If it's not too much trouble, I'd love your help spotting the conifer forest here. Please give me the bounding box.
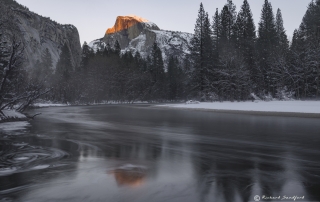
[1,0,320,107]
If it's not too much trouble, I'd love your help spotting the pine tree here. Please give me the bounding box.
[134,51,143,71]
[220,5,231,50]
[227,0,237,44]
[114,40,121,55]
[234,0,256,89]
[291,29,302,53]
[56,43,73,80]
[234,0,256,50]
[257,0,277,49]
[256,0,278,94]
[102,47,109,56]
[276,9,289,52]
[212,8,221,63]
[291,0,320,98]
[190,3,214,99]
[167,56,178,100]
[54,43,73,102]
[203,12,214,70]
[80,41,93,71]
[149,42,165,99]
[219,0,237,50]
[269,8,290,94]
[150,42,164,82]
[289,28,310,99]
[227,0,237,23]
[106,43,112,53]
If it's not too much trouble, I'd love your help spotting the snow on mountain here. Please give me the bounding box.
[127,15,148,22]
[88,15,193,66]
[88,38,105,53]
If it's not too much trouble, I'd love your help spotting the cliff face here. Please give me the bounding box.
[103,15,160,49]
[90,15,192,66]
[106,16,150,35]
[1,1,81,70]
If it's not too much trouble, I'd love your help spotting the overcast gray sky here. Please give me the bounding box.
[15,0,311,45]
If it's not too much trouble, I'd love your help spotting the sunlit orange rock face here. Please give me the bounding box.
[103,15,159,49]
[106,15,148,35]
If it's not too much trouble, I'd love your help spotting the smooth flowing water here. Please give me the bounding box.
[0,105,320,202]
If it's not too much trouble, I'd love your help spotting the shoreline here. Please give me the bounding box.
[0,117,28,124]
[153,105,320,119]
[0,110,28,124]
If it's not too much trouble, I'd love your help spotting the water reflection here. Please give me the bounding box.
[108,164,147,187]
[0,105,319,202]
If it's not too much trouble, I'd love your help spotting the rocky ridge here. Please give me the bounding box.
[1,0,82,70]
[89,15,193,65]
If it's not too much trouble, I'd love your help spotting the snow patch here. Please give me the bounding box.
[143,21,158,29]
[186,100,200,104]
[1,110,26,119]
[127,15,149,23]
[0,110,27,124]
[158,101,320,114]
[88,39,106,53]
[32,103,67,107]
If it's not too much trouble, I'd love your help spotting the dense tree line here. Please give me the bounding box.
[43,41,186,103]
[2,0,320,107]
[189,0,320,101]
[46,0,318,103]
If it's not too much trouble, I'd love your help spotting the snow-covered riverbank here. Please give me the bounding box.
[32,103,68,108]
[0,110,29,133]
[156,101,320,118]
[0,110,27,122]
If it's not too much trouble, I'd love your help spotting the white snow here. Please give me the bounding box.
[0,110,26,121]
[32,103,67,107]
[89,29,193,66]
[127,15,149,22]
[186,100,200,104]
[0,110,29,133]
[88,39,106,53]
[143,21,158,29]
[88,39,100,48]
[127,34,147,54]
[169,37,182,46]
[157,101,320,114]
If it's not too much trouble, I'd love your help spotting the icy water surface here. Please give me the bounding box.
[0,105,320,202]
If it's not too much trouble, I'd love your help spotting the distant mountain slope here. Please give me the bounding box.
[0,0,81,69]
[89,15,193,65]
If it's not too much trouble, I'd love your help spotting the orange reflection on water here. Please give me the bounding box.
[108,165,147,187]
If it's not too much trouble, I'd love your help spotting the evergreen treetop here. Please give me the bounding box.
[56,43,73,80]
[276,8,289,50]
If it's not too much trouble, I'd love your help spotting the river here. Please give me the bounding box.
[0,105,320,202]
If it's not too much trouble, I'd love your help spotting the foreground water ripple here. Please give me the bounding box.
[0,141,69,176]
[1,105,320,202]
